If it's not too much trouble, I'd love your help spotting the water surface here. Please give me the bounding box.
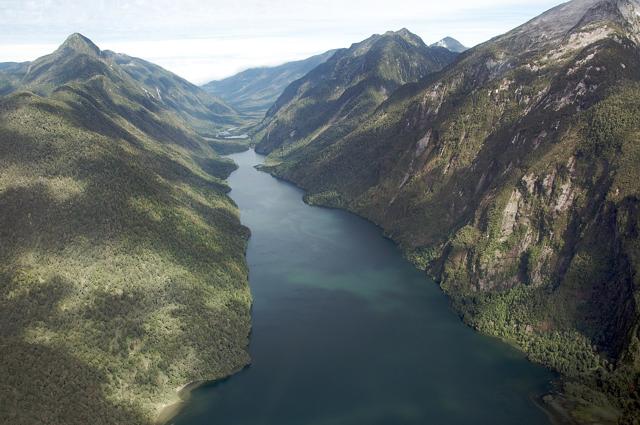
[172,149,553,425]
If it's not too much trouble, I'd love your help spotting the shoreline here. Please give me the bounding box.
[156,150,254,425]
[258,156,573,425]
[155,363,252,425]
[155,151,255,425]
[155,381,207,425]
[159,148,567,424]
[533,392,578,425]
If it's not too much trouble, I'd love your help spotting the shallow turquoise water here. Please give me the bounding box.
[171,149,553,425]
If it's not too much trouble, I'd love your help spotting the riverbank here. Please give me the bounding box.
[155,384,198,425]
[257,156,569,425]
[168,148,554,425]
[155,363,254,425]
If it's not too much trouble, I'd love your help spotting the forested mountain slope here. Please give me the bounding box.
[254,29,458,156]
[0,33,241,136]
[259,1,640,422]
[0,33,251,424]
[202,50,336,116]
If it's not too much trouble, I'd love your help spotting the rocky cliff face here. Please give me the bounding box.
[430,37,468,53]
[260,1,640,422]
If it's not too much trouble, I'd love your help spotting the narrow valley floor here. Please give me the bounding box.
[170,149,555,425]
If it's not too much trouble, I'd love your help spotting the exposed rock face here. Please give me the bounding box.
[430,37,468,53]
[259,1,640,422]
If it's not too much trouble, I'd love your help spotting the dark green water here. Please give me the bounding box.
[172,149,554,425]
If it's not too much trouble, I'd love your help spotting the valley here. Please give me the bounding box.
[168,149,554,425]
[1,1,639,424]
[254,1,640,423]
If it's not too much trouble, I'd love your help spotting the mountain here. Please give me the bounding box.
[0,33,251,424]
[254,28,459,156]
[202,50,337,116]
[430,36,468,52]
[258,1,640,422]
[104,51,242,135]
[1,33,242,136]
[0,62,29,95]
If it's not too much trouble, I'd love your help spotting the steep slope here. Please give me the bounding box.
[0,33,241,136]
[254,29,458,156]
[202,50,336,116]
[431,36,468,53]
[106,51,242,135]
[0,62,29,95]
[0,34,251,424]
[261,1,640,423]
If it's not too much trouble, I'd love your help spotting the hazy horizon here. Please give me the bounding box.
[1,0,565,85]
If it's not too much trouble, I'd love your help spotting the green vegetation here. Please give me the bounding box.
[303,191,347,209]
[256,2,640,423]
[0,34,251,424]
[202,50,337,118]
[105,51,252,136]
[2,33,250,138]
[254,29,458,157]
[205,137,253,155]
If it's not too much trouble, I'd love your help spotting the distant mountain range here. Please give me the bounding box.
[202,50,336,116]
[255,1,640,423]
[254,28,458,155]
[0,33,251,424]
[203,36,467,117]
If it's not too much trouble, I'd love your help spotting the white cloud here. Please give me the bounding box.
[0,0,565,84]
[0,43,58,63]
[102,36,352,83]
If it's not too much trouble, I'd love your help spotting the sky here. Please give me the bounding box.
[0,0,566,85]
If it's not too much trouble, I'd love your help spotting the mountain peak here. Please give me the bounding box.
[395,28,413,37]
[377,28,425,47]
[430,37,468,53]
[578,0,640,33]
[57,33,101,56]
[499,0,640,51]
